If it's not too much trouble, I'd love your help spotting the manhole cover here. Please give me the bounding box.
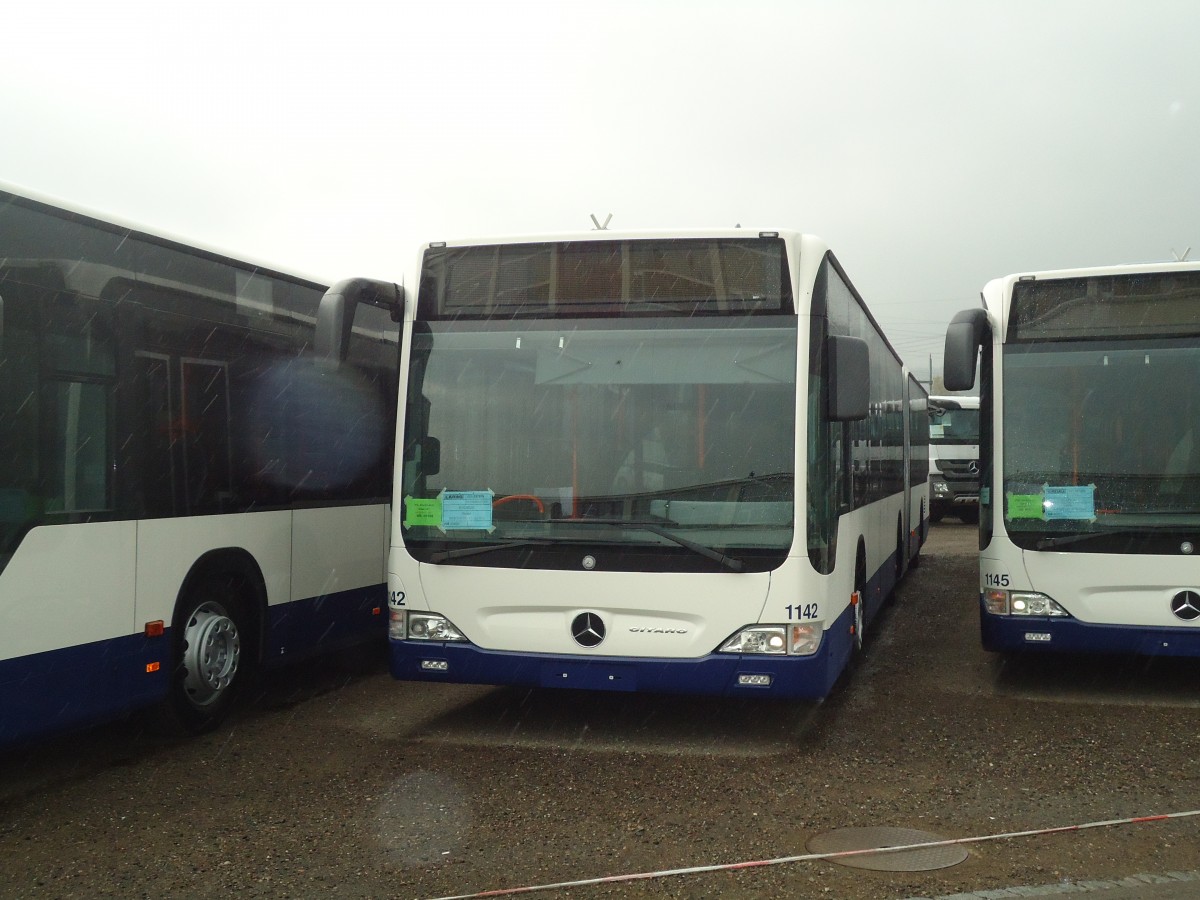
[806,826,968,872]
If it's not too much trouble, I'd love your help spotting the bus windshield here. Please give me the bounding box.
[400,318,797,571]
[1002,339,1200,538]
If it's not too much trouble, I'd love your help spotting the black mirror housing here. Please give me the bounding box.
[828,335,869,421]
[944,308,989,392]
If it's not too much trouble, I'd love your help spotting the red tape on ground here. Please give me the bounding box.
[427,809,1200,900]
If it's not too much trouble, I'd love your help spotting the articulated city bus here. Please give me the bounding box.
[0,185,399,744]
[944,262,1200,656]
[321,230,928,699]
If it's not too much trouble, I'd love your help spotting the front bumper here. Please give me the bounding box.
[389,620,850,700]
[981,600,1200,657]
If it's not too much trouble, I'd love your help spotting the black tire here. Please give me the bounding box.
[162,575,252,734]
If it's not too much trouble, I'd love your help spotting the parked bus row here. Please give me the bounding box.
[6,182,1196,748]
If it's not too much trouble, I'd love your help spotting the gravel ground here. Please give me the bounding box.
[2,523,1200,900]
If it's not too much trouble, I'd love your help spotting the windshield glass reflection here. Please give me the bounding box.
[1003,341,1200,537]
[401,319,796,570]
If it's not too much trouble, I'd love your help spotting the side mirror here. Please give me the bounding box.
[828,335,869,421]
[943,308,989,391]
[421,437,441,477]
[315,278,404,366]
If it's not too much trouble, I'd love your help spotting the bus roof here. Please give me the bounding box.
[0,179,328,288]
[985,260,1200,295]
[425,228,820,248]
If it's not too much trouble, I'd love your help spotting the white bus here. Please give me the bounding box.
[0,185,399,745]
[321,230,928,699]
[928,394,981,523]
[944,262,1200,657]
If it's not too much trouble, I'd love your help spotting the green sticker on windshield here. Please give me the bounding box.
[404,497,442,527]
[1006,493,1044,520]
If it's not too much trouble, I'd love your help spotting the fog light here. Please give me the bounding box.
[421,659,450,671]
[737,674,772,687]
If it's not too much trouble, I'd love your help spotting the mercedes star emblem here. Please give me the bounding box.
[1170,590,1200,621]
[571,612,606,647]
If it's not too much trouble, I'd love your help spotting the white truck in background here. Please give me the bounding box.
[928,394,980,523]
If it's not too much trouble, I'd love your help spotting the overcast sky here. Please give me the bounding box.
[3,0,1197,378]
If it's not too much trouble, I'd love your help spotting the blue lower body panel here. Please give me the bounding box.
[1,584,385,748]
[981,601,1200,657]
[0,632,170,747]
[263,583,387,663]
[390,603,857,701]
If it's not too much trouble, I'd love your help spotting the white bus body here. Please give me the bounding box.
[928,394,981,522]
[323,230,928,699]
[944,262,1200,656]
[0,185,399,744]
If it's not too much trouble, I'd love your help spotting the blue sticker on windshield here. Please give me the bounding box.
[1042,484,1096,521]
[441,490,494,530]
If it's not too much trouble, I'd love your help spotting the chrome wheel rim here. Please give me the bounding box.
[181,601,241,707]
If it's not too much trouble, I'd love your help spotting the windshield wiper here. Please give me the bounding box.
[685,471,792,490]
[427,539,554,563]
[548,518,744,572]
[1035,530,1158,550]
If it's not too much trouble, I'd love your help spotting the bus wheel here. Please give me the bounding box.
[164,578,250,734]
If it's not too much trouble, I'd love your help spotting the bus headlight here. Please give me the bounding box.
[717,624,821,657]
[719,626,787,655]
[405,612,468,641]
[984,590,1069,617]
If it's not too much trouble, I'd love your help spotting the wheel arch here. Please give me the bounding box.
[173,547,269,667]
